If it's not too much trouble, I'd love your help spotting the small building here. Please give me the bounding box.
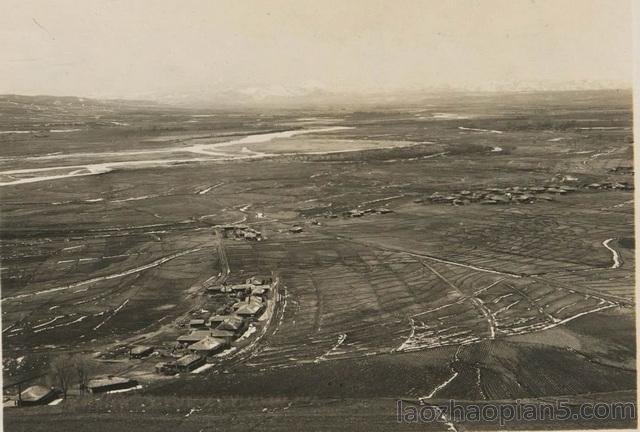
[515,194,535,203]
[236,302,264,317]
[177,330,212,346]
[545,187,566,194]
[189,319,207,329]
[216,315,246,334]
[229,284,254,293]
[613,182,631,190]
[189,336,226,356]
[234,297,264,317]
[129,345,154,359]
[18,386,60,407]
[233,295,262,309]
[155,362,177,375]
[175,354,205,372]
[207,315,229,328]
[209,329,236,344]
[246,276,273,285]
[87,376,138,394]
[243,231,260,241]
[485,194,510,204]
[251,286,269,297]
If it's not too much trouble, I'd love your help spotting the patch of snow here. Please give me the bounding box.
[106,385,142,394]
[191,364,214,374]
[50,129,82,133]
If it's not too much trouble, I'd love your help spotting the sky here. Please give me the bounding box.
[0,0,634,101]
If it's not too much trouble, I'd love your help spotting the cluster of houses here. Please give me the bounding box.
[10,277,276,407]
[344,207,393,218]
[416,182,618,206]
[154,275,273,375]
[586,181,633,191]
[289,207,393,231]
[219,225,263,241]
[13,375,141,407]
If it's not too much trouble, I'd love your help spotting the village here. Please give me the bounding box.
[414,180,633,206]
[5,270,277,408]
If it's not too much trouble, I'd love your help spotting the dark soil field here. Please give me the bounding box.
[1,89,635,430]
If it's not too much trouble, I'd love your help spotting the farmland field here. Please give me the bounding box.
[1,90,635,430]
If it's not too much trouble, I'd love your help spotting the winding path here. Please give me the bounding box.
[602,238,622,269]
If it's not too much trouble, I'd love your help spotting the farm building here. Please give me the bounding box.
[233,295,262,309]
[207,315,231,328]
[216,315,246,334]
[546,187,566,194]
[129,345,154,359]
[189,336,226,356]
[209,329,235,344]
[177,330,212,345]
[189,319,207,329]
[229,283,254,293]
[515,194,535,203]
[87,376,138,394]
[175,354,205,372]
[234,297,264,317]
[236,303,264,317]
[486,194,511,204]
[242,231,259,241]
[251,286,269,297]
[246,276,272,285]
[18,385,61,407]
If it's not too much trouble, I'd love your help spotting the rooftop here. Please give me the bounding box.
[20,385,55,402]
[178,330,211,342]
[175,354,203,367]
[189,336,225,352]
[88,376,134,389]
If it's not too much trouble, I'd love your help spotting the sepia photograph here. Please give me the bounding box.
[0,0,637,430]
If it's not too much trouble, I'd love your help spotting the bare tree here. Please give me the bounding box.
[71,354,92,395]
[48,353,94,398]
[48,354,74,398]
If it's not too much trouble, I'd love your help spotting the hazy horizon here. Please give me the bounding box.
[1,0,633,104]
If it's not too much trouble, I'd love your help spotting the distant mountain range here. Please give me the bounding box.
[0,84,631,112]
[129,80,633,109]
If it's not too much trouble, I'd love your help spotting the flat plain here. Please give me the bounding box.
[1,90,635,430]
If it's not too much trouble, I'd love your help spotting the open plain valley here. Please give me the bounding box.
[1,90,635,430]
